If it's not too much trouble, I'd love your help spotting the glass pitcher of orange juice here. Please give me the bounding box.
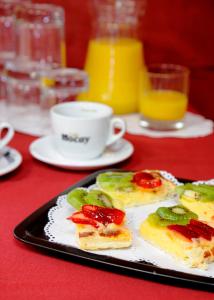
[78,0,146,114]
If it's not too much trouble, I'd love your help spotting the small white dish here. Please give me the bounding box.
[29,136,134,170]
[0,147,22,176]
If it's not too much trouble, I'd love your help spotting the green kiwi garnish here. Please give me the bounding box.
[97,172,135,192]
[146,205,198,227]
[156,205,198,225]
[85,190,113,207]
[67,188,87,210]
[67,188,113,210]
[176,183,214,202]
[147,213,176,227]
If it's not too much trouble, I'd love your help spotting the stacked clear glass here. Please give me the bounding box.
[4,3,67,130]
[15,3,65,68]
[0,0,31,63]
[0,0,31,120]
[40,68,88,118]
[5,60,43,127]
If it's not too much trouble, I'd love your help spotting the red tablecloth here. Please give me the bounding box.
[1,132,214,299]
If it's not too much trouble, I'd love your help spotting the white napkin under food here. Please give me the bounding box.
[121,112,214,138]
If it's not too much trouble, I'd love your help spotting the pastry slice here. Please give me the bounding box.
[140,205,214,269]
[96,170,176,209]
[67,205,132,250]
[176,183,214,225]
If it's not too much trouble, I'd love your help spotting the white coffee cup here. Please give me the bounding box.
[50,101,126,160]
[0,122,14,150]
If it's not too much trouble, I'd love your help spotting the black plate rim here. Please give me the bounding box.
[13,169,214,291]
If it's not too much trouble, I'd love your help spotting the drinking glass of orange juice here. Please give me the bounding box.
[139,64,190,130]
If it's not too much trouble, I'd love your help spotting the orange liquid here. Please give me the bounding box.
[139,90,188,121]
[78,38,145,114]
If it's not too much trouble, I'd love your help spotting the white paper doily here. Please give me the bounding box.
[0,104,53,137]
[44,172,214,278]
[121,112,213,138]
[1,104,213,138]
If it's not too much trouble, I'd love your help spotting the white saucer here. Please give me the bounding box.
[0,147,22,176]
[29,136,134,170]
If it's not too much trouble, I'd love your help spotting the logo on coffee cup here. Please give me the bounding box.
[61,134,90,144]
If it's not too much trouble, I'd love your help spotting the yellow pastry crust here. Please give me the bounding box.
[140,219,214,269]
[180,195,214,226]
[76,223,132,250]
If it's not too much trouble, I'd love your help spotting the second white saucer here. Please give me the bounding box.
[29,136,134,170]
[0,147,22,176]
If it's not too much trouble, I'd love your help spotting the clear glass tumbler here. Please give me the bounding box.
[15,3,66,68]
[5,60,43,129]
[0,1,16,62]
[40,68,88,117]
[139,64,190,130]
[0,0,31,62]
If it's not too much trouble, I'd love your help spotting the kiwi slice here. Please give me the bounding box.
[147,213,176,227]
[156,205,198,226]
[85,190,113,207]
[67,188,113,210]
[176,185,186,196]
[188,184,214,199]
[97,172,135,192]
[176,183,214,202]
[194,184,214,192]
[67,188,88,210]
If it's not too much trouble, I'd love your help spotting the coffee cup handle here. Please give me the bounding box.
[0,122,14,149]
[106,118,126,146]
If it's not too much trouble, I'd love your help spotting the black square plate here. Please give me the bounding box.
[14,170,214,291]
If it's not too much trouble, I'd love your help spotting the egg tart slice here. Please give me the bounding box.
[96,170,176,209]
[68,205,132,250]
[140,205,214,269]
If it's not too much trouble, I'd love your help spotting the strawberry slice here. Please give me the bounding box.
[187,224,211,241]
[188,219,214,240]
[168,220,214,241]
[167,224,200,240]
[133,171,162,189]
[67,211,99,228]
[82,205,125,225]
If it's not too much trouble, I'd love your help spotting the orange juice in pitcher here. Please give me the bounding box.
[78,0,147,115]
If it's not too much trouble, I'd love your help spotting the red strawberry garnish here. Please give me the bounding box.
[167,224,200,240]
[68,205,125,228]
[188,219,214,240]
[82,205,125,225]
[132,171,162,189]
[67,211,99,228]
[168,219,214,241]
